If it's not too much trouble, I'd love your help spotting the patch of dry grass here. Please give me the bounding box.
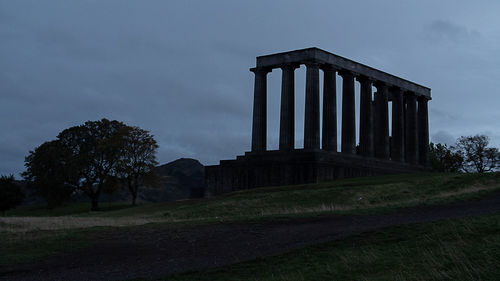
[0,216,167,233]
[239,183,500,218]
[432,183,494,198]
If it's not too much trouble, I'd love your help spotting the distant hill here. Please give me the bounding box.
[147,158,206,201]
[20,158,205,205]
[99,157,205,203]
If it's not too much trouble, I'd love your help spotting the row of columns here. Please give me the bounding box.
[251,63,430,166]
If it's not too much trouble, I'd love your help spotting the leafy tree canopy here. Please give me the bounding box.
[429,142,463,172]
[117,126,159,206]
[430,134,500,173]
[455,135,500,173]
[22,140,73,208]
[24,119,158,210]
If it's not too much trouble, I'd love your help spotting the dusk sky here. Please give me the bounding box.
[2,1,500,177]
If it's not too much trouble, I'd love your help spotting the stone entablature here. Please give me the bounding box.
[255,47,430,98]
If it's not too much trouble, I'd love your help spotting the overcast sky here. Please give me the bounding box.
[2,0,500,177]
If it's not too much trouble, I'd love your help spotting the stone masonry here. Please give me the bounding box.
[206,48,431,195]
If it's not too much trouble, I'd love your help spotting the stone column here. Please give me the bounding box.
[322,65,337,152]
[374,82,389,159]
[357,76,374,157]
[405,92,418,164]
[418,96,430,166]
[251,67,270,152]
[391,87,404,162]
[279,64,298,151]
[304,63,320,149]
[340,70,356,154]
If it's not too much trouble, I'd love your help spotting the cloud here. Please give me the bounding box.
[424,20,480,44]
[430,108,459,123]
[431,130,456,146]
[2,1,500,178]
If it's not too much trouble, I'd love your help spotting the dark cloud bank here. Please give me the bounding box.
[2,1,500,176]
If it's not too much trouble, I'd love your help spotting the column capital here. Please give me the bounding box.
[338,69,356,77]
[373,81,387,89]
[404,91,418,99]
[250,67,272,74]
[389,86,403,92]
[320,64,339,72]
[304,61,320,68]
[417,95,431,101]
[356,75,374,83]
[279,63,300,71]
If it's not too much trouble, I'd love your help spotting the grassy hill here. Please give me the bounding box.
[5,172,500,223]
[1,172,500,279]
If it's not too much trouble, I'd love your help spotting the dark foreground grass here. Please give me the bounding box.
[2,172,500,275]
[2,172,499,268]
[164,214,500,281]
[0,228,96,267]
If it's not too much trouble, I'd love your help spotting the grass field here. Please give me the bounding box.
[0,228,93,266]
[1,172,500,271]
[2,172,500,233]
[164,214,500,281]
[5,172,500,225]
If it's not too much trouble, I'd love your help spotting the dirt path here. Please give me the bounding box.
[2,192,500,281]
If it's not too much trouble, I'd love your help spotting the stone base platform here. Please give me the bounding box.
[205,149,429,196]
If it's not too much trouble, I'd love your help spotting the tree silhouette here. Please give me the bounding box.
[24,119,161,210]
[455,135,500,173]
[0,175,25,214]
[117,126,158,206]
[23,140,73,208]
[429,142,463,172]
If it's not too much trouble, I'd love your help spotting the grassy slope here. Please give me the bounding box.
[165,214,500,281]
[5,172,500,223]
[2,172,500,270]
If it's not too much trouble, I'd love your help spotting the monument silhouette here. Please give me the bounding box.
[206,48,431,195]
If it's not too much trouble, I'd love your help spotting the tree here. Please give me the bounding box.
[455,135,500,173]
[23,140,73,208]
[429,142,463,172]
[24,119,160,211]
[117,126,159,206]
[0,175,25,214]
[56,119,129,210]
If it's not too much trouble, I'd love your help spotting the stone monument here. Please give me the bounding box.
[206,48,431,195]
